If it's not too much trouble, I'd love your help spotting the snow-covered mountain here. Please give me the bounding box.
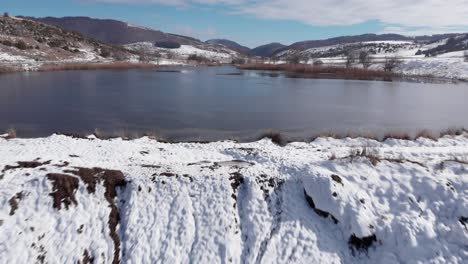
[1,133,467,263]
[206,39,251,54]
[0,16,136,69]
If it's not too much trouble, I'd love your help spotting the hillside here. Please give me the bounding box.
[23,16,201,46]
[1,133,467,263]
[0,16,136,69]
[423,34,468,56]
[206,39,250,54]
[249,42,286,57]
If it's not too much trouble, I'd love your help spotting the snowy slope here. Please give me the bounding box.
[1,133,467,263]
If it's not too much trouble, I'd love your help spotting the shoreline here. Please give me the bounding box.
[2,127,467,145]
[237,63,466,83]
[1,62,466,83]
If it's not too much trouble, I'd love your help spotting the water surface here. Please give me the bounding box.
[1,66,467,141]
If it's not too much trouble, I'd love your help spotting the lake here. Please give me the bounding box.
[1,66,467,141]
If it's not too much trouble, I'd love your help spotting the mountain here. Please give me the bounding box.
[249,42,286,57]
[205,39,250,54]
[21,16,202,46]
[284,34,413,52]
[422,34,468,56]
[0,16,134,65]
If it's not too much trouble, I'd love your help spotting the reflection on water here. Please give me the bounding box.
[0,66,467,141]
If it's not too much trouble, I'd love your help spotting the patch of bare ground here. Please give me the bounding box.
[9,192,24,215]
[37,62,158,72]
[82,249,94,264]
[46,173,80,210]
[2,160,51,172]
[304,189,339,224]
[63,167,126,264]
[348,234,377,255]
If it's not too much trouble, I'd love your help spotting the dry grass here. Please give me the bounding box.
[440,127,465,137]
[1,128,17,139]
[415,129,438,141]
[238,63,398,81]
[37,62,158,72]
[0,65,22,73]
[258,130,287,146]
[383,132,411,141]
[348,147,381,166]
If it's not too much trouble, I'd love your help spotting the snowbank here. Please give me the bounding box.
[0,134,467,263]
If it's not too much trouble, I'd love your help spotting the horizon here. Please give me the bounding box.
[3,0,468,48]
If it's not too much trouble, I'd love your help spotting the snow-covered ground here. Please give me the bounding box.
[275,39,468,80]
[1,133,467,263]
[125,42,240,63]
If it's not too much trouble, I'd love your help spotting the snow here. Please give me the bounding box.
[0,133,467,263]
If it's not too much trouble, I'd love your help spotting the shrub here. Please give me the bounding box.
[359,50,373,69]
[187,54,209,63]
[14,40,28,50]
[154,41,181,49]
[48,39,66,48]
[1,39,13,46]
[313,59,324,66]
[345,51,356,68]
[232,57,246,65]
[258,130,287,146]
[286,52,303,64]
[100,48,111,58]
[383,57,402,72]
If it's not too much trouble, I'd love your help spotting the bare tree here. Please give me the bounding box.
[464,51,468,62]
[345,51,356,68]
[166,51,175,60]
[383,56,402,72]
[138,51,150,63]
[287,52,303,65]
[359,50,373,69]
[313,59,324,66]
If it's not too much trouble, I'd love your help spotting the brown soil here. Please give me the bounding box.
[9,192,23,215]
[304,189,339,224]
[64,167,126,264]
[2,160,51,172]
[46,173,79,210]
[348,234,377,254]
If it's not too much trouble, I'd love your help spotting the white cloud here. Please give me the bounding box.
[90,0,468,32]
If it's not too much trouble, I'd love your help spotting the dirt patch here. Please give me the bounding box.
[304,190,338,224]
[82,249,94,264]
[330,174,344,186]
[229,172,244,201]
[64,167,126,264]
[459,216,467,229]
[348,234,377,254]
[141,164,161,169]
[256,174,284,199]
[9,192,23,215]
[54,161,70,168]
[47,173,79,210]
[2,160,51,172]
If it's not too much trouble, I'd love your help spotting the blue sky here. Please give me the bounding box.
[2,0,467,47]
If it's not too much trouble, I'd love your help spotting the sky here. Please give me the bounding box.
[2,0,468,47]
